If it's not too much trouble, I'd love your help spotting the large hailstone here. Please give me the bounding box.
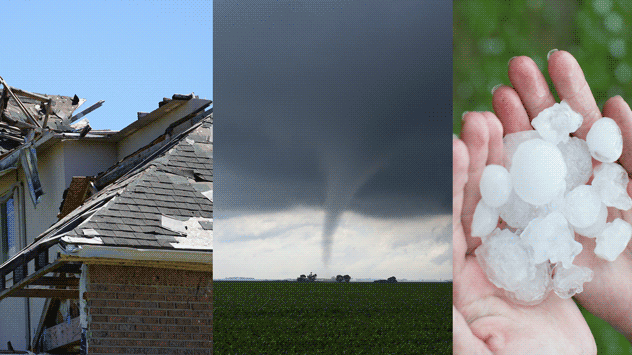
[511,138,567,206]
[594,218,632,261]
[480,164,512,208]
[573,202,608,238]
[503,130,542,170]
[520,211,582,268]
[475,228,537,293]
[592,163,632,211]
[586,117,623,163]
[531,100,583,145]
[557,137,593,192]
[563,184,603,229]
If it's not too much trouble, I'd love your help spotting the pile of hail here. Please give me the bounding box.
[472,100,632,305]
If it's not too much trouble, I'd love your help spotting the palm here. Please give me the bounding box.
[455,51,632,353]
[454,133,595,354]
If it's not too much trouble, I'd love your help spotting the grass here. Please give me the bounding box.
[213,281,452,354]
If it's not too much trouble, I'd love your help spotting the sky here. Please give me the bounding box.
[214,1,452,281]
[0,0,212,131]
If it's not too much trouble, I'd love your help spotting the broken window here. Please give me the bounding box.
[0,192,17,263]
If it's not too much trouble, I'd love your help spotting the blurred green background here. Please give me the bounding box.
[454,0,632,353]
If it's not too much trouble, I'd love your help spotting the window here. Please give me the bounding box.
[0,189,18,263]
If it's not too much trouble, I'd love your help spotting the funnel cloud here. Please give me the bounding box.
[214,0,452,278]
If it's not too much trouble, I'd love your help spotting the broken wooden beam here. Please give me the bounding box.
[8,88,50,103]
[69,100,104,123]
[0,78,40,128]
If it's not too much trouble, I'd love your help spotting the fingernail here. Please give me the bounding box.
[491,84,502,96]
[547,49,558,60]
[508,56,517,66]
[461,111,470,121]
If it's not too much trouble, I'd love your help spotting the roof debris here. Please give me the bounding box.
[0,76,105,206]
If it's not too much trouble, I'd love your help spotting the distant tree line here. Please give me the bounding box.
[335,275,351,282]
[297,272,317,282]
[374,276,397,283]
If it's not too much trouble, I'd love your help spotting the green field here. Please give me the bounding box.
[213,281,452,354]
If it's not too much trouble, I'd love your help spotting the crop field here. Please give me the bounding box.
[213,281,452,354]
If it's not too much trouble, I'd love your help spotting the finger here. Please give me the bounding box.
[492,85,532,135]
[461,112,489,252]
[603,95,632,172]
[548,50,601,139]
[508,56,556,119]
[453,305,493,355]
[453,136,469,274]
[481,112,504,166]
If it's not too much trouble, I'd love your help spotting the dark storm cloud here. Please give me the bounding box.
[214,1,452,220]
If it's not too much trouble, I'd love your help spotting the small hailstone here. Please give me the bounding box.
[557,137,593,192]
[499,189,539,229]
[471,200,499,239]
[480,165,512,208]
[552,264,593,299]
[586,117,623,163]
[475,228,537,293]
[531,100,583,145]
[563,185,602,229]
[503,130,542,170]
[592,163,632,211]
[520,211,582,268]
[511,138,567,206]
[573,202,608,238]
[594,218,632,261]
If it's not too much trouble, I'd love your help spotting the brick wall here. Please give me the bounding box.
[82,264,212,354]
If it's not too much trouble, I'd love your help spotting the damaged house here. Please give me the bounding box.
[0,77,212,354]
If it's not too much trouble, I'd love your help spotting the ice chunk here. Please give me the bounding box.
[511,139,567,206]
[531,100,583,145]
[507,261,552,306]
[471,200,499,239]
[594,218,632,261]
[480,164,512,208]
[552,264,593,299]
[535,189,565,218]
[499,189,539,229]
[520,211,582,268]
[573,202,608,238]
[563,185,602,229]
[503,130,541,170]
[475,228,537,293]
[592,163,632,211]
[586,117,623,163]
[557,137,593,192]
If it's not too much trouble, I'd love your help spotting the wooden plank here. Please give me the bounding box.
[0,259,64,301]
[0,81,40,128]
[69,100,104,122]
[8,288,78,299]
[29,277,79,287]
[42,98,52,129]
[9,88,50,103]
[42,316,81,351]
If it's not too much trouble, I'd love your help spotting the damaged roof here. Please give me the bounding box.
[58,113,213,251]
